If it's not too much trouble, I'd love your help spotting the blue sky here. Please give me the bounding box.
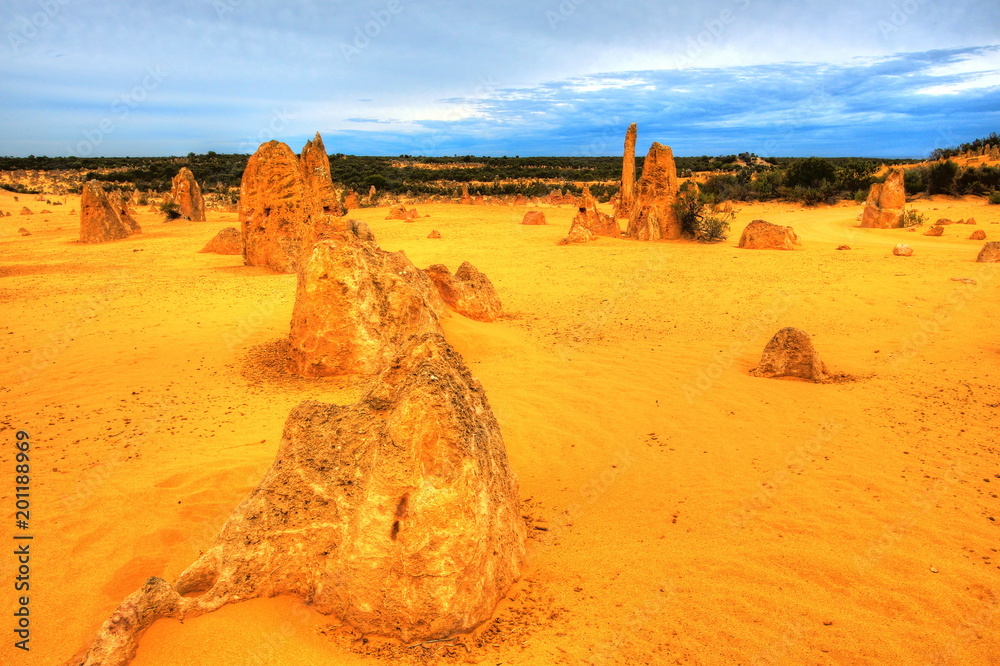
[1,0,998,158]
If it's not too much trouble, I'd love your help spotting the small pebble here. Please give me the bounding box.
[930,566,938,573]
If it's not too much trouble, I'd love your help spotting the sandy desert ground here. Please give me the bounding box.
[1,190,998,665]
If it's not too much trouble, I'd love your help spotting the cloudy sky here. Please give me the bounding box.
[1,0,998,158]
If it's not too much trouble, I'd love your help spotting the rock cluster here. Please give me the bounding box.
[386,204,420,221]
[626,142,682,240]
[239,141,319,273]
[199,227,242,254]
[738,220,801,250]
[860,168,906,229]
[169,167,206,221]
[750,328,829,382]
[424,262,504,322]
[73,334,525,666]
[79,181,142,243]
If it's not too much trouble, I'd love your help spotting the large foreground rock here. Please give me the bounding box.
[977,241,1000,262]
[626,142,682,240]
[79,181,141,243]
[860,168,906,229]
[288,224,445,377]
[750,328,829,382]
[199,227,242,254]
[240,140,319,273]
[738,220,801,250]
[424,262,503,322]
[170,167,206,221]
[72,334,526,666]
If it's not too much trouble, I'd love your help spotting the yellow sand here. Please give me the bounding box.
[1,192,998,665]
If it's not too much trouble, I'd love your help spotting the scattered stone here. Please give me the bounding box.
[19,207,32,215]
[288,225,445,377]
[73,334,525,666]
[239,140,319,273]
[750,328,829,382]
[386,204,413,220]
[976,241,1000,262]
[424,262,504,322]
[199,227,242,254]
[950,277,977,285]
[521,211,547,225]
[40,209,51,214]
[627,142,682,240]
[170,167,206,221]
[893,243,913,256]
[427,230,441,239]
[966,217,977,225]
[860,168,906,228]
[738,220,801,250]
[836,245,851,250]
[970,229,986,240]
[936,218,954,225]
[924,226,944,236]
[79,181,141,243]
[614,123,637,219]
[17,227,30,236]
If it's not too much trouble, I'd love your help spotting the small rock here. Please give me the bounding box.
[893,243,913,256]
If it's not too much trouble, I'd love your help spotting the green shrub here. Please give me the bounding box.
[696,213,732,242]
[901,209,926,227]
[159,201,181,220]
[853,189,868,204]
[927,160,959,195]
[989,191,1000,205]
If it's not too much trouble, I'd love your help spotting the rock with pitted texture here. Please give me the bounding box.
[893,243,913,256]
[288,225,445,378]
[860,168,906,229]
[977,241,1000,262]
[239,140,319,273]
[199,227,242,254]
[573,188,620,238]
[71,333,525,666]
[344,190,361,210]
[521,211,547,225]
[300,132,345,216]
[750,328,829,382]
[969,229,986,240]
[558,222,595,246]
[738,220,801,250]
[170,167,206,221]
[627,142,682,240]
[424,262,503,322]
[614,123,638,218]
[79,181,141,243]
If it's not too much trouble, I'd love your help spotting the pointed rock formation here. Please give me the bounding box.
[860,168,906,229]
[557,222,595,246]
[79,181,141,243]
[170,167,206,221]
[288,224,445,378]
[72,333,525,666]
[461,183,472,205]
[344,189,361,210]
[977,241,1000,262]
[737,220,801,250]
[521,211,547,225]
[199,227,242,254]
[750,328,829,382]
[239,141,319,273]
[19,207,32,215]
[300,132,345,216]
[572,188,621,238]
[626,142,682,240]
[424,262,504,322]
[614,123,637,218]
[427,230,441,239]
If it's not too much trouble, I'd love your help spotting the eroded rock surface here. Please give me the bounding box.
[860,168,906,229]
[199,227,241,254]
[424,262,503,322]
[170,167,206,221]
[737,220,801,250]
[79,181,141,243]
[626,142,681,240]
[750,327,829,382]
